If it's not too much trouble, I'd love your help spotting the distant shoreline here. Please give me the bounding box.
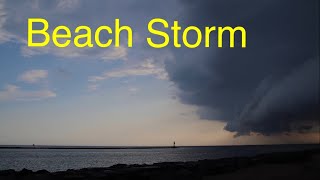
[0,143,318,150]
[0,146,176,150]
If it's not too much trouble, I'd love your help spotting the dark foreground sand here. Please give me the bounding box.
[1,149,320,180]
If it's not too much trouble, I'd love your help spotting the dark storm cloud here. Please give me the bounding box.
[166,0,319,136]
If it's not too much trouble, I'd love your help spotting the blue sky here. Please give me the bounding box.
[0,0,217,145]
[0,0,318,145]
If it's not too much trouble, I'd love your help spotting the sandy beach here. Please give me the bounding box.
[1,148,319,180]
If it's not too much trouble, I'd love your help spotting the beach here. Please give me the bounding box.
[1,148,319,180]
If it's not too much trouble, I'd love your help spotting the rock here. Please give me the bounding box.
[0,169,15,176]
[36,170,49,174]
[19,168,33,176]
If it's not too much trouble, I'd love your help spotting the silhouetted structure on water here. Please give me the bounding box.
[173,141,176,148]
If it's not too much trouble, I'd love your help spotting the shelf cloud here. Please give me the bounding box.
[166,0,319,136]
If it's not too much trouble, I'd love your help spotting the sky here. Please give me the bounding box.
[0,0,319,146]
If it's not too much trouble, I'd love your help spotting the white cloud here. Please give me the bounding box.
[21,45,127,61]
[0,0,12,43]
[21,45,83,58]
[89,58,168,82]
[0,0,27,44]
[88,84,99,92]
[0,84,56,101]
[128,87,139,94]
[30,0,40,10]
[1,0,178,64]
[56,0,80,11]
[19,70,48,84]
[100,46,127,61]
[2,0,128,61]
[0,0,7,41]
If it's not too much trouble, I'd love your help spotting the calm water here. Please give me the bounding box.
[0,145,319,172]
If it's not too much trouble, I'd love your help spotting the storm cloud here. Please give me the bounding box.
[166,0,319,136]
